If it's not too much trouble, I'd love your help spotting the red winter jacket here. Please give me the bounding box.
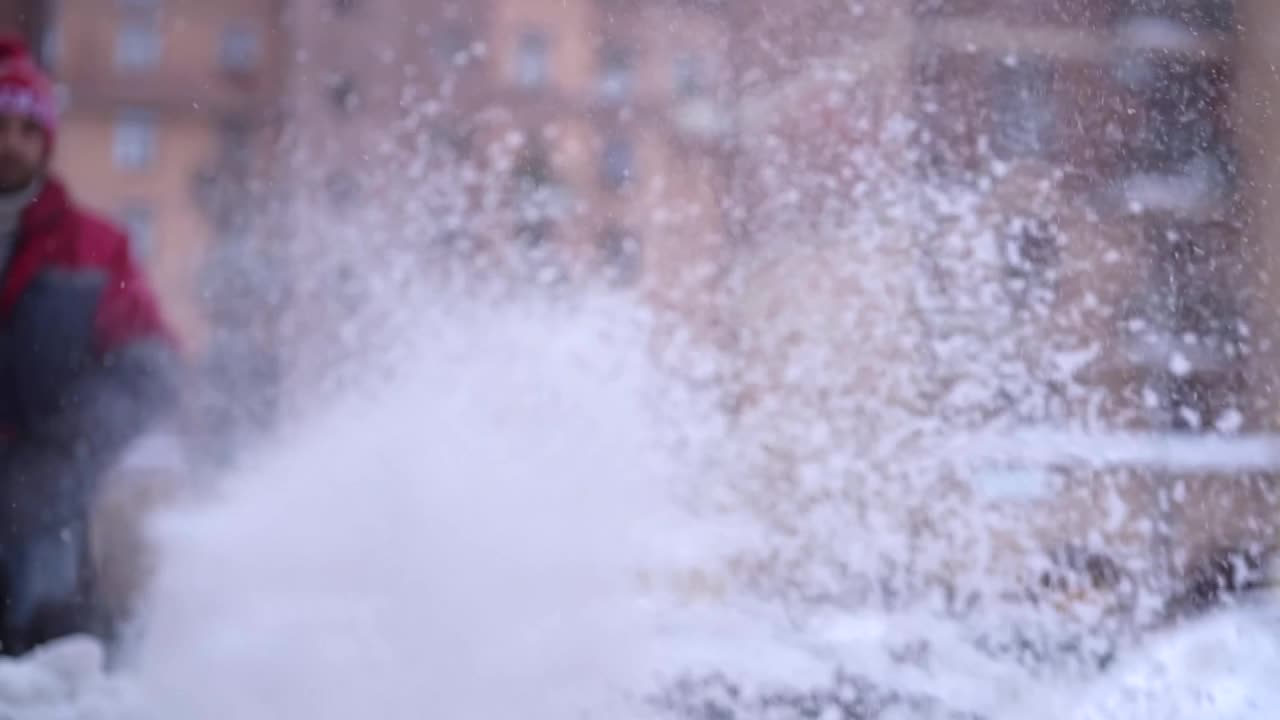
[0,177,180,537]
[4,178,174,352]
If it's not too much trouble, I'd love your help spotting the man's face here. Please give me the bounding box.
[0,112,44,193]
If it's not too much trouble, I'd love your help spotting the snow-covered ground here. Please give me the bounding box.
[0,295,1271,720]
[0,297,748,719]
[1068,596,1280,720]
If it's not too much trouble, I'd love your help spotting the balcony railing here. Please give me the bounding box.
[956,428,1280,473]
[1112,15,1233,55]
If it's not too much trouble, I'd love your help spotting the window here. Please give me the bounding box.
[40,17,58,70]
[516,218,553,248]
[431,124,473,158]
[1192,0,1235,32]
[118,203,154,259]
[114,2,161,70]
[991,56,1054,159]
[514,133,554,189]
[115,23,161,69]
[434,23,471,66]
[513,133,561,243]
[599,44,632,102]
[1156,374,1240,433]
[1144,222,1240,337]
[1003,217,1060,276]
[1000,216,1061,310]
[333,264,366,314]
[325,171,360,209]
[674,53,705,99]
[599,224,641,284]
[220,115,252,149]
[1175,286,1243,349]
[113,109,156,170]
[515,30,550,89]
[1127,61,1230,176]
[219,115,253,172]
[328,74,358,113]
[220,23,260,72]
[601,136,634,190]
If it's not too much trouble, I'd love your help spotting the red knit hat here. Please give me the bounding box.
[0,36,56,150]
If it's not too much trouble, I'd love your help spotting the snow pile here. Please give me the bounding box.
[120,297,698,720]
[0,295,720,719]
[0,272,1268,718]
[648,603,1058,718]
[0,636,140,720]
[1068,600,1280,720]
[0,291,1139,720]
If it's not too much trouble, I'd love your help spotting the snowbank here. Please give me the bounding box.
[1069,598,1280,720]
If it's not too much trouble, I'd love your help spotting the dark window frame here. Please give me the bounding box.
[515,30,551,89]
[600,135,634,191]
[598,42,634,102]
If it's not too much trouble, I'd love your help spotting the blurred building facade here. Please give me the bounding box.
[273,0,734,394]
[729,0,1253,427]
[1,0,1278,592]
[907,0,1275,578]
[24,0,286,356]
[722,0,1280,592]
[280,0,737,335]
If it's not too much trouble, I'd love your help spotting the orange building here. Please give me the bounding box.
[44,0,286,359]
[30,0,290,462]
[715,1,1280,603]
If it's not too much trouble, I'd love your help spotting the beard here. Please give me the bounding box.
[0,153,39,195]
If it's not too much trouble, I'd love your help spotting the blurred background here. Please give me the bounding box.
[9,0,1280,633]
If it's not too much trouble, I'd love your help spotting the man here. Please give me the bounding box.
[0,36,179,656]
